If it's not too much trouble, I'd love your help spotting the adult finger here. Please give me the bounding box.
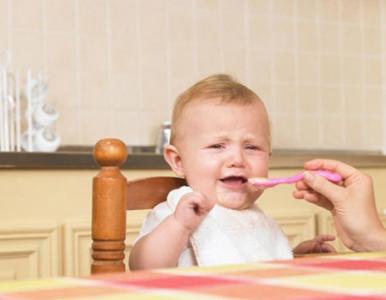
[302,171,344,204]
[304,159,357,181]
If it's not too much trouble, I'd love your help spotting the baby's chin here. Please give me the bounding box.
[216,189,259,210]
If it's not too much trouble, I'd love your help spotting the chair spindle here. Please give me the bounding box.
[91,138,128,274]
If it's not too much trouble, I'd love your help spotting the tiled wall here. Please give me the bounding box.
[0,0,384,150]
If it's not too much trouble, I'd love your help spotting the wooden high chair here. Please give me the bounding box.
[91,138,186,274]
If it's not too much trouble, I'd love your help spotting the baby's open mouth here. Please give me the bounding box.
[220,176,248,185]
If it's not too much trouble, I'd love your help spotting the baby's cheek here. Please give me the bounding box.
[216,190,227,206]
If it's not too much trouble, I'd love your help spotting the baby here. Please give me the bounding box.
[130,74,334,270]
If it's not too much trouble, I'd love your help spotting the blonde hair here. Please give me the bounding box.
[170,74,271,146]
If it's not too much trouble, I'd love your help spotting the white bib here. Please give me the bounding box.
[167,186,293,266]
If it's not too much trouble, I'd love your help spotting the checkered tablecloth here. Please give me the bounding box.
[1,251,386,299]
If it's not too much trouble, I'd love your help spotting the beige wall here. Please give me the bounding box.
[0,0,384,150]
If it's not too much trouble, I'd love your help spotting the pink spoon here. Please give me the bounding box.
[249,170,342,188]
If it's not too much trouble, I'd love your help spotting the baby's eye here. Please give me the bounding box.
[245,144,261,151]
[208,144,224,149]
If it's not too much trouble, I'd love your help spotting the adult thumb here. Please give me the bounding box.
[303,171,342,203]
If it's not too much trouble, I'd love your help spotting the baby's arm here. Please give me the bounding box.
[293,234,336,255]
[129,192,214,270]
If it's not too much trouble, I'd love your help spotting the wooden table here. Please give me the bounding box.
[1,251,386,299]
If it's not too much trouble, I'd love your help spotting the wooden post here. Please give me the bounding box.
[91,138,128,274]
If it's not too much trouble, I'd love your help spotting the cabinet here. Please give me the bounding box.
[1,166,386,280]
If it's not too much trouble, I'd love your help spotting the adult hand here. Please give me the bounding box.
[293,159,386,252]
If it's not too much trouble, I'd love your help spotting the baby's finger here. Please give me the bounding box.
[190,192,215,212]
[320,243,337,253]
[315,234,336,243]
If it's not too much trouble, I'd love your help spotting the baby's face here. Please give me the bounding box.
[174,98,270,210]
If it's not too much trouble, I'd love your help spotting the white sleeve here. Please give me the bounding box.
[135,202,173,242]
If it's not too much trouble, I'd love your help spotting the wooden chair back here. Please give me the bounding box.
[91,138,186,274]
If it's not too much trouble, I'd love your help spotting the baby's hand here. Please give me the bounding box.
[293,234,336,255]
[173,192,215,232]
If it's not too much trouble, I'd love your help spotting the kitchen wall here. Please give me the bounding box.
[0,0,384,150]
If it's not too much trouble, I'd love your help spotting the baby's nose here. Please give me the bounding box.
[227,148,245,167]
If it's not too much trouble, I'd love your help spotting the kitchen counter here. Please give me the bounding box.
[0,147,386,169]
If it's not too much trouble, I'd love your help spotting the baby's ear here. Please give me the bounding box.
[163,144,185,177]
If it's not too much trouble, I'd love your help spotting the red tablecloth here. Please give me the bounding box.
[1,251,386,299]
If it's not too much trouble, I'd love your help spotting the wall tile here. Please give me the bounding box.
[296,0,316,19]
[196,0,218,12]
[340,0,361,24]
[297,20,317,52]
[170,44,196,78]
[196,11,220,45]
[274,51,295,82]
[364,87,382,116]
[110,36,138,74]
[320,86,342,115]
[223,49,246,82]
[0,0,9,48]
[341,56,362,85]
[109,0,137,37]
[319,23,339,53]
[78,0,107,36]
[318,0,338,22]
[298,115,321,148]
[12,0,43,30]
[273,114,298,148]
[298,84,319,115]
[46,32,76,73]
[80,108,112,145]
[12,30,45,71]
[139,2,166,49]
[248,15,273,49]
[56,105,81,144]
[297,53,318,83]
[221,12,244,45]
[364,57,382,85]
[197,43,223,77]
[364,28,381,54]
[46,70,78,107]
[110,110,141,145]
[341,25,362,55]
[364,116,382,149]
[272,0,294,18]
[322,116,344,148]
[168,0,194,44]
[320,54,340,84]
[363,0,380,27]
[1,0,384,151]
[345,116,365,149]
[343,86,363,115]
[110,73,140,110]
[275,83,296,114]
[79,71,110,109]
[248,0,272,15]
[139,109,169,145]
[248,50,272,83]
[273,19,294,51]
[46,0,76,32]
[79,35,108,73]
